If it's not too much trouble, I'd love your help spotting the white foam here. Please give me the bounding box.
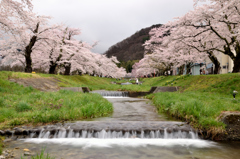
[103,96,129,98]
[23,138,217,149]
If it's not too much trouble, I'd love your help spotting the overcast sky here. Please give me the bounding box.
[32,0,194,53]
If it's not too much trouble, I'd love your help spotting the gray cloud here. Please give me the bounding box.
[32,0,194,53]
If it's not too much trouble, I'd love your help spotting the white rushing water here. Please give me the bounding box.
[91,91,129,97]
[23,138,217,149]
[35,129,199,139]
[103,96,129,98]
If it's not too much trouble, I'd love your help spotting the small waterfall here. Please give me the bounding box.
[38,129,45,138]
[189,131,198,139]
[81,130,87,138]
[43,131,50,138]
[67,129,73,138]
[29,129,198,139]
[30,132,36,138]
[164,128,168,139]
[141,131,144,138]
[91,90,129,97]
[57,129,67,138]
[75,132,80,138]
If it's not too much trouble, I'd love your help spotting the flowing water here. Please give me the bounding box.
[4,91,240,159]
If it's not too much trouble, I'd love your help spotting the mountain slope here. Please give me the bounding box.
[105,24,162,62]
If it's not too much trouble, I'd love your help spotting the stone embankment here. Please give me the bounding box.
[217,111,240,140]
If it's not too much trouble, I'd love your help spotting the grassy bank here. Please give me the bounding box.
[148,92,240,132]
[0,72,113,130]
[144,73,240,133]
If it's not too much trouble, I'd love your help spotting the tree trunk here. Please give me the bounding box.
[64,64,71,75]
[207,51,220,74]
[49,62,57,74]
[24,22,39,73]
[24,36,37,73]
[178,65,185,75]
[214,62,221,74]
[232,44,240,73]
[222,43,240,73]
[186,63,192,74]
[24,52,32,73]
[48,54,62,74]
[232,57,240,73]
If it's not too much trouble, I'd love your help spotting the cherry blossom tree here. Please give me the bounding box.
[0,15,63,73]
[142,25,209,75]
[176,0,240,72]
[0,0,64,73]
[93,54,126,78]
[0,0,33,37]
[30,26,126,77]
[163,19,221,74]
[0,0,127,77]
[139,0,240,75]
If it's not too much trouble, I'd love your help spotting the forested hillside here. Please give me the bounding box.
[105,24,162,62]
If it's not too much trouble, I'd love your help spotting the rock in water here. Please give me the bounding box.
[24,152,31,156]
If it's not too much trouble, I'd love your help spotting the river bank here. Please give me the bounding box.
[1,71,240,153]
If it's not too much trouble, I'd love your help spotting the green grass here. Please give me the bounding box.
[147,92,240,131]
[0,72,113,129]
[145,73,240,133]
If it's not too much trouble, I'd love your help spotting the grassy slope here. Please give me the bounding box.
[143,74,240,133]
[0,71,113,130]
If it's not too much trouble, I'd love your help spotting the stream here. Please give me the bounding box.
[3,92,240,159]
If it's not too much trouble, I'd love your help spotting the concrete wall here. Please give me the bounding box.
[60,87,83,92]
[152,87,178,93]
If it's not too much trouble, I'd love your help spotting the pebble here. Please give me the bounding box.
[0,156,5,159]
[24,152,31,156]
[23,149,30,152]
[1,149,14,159]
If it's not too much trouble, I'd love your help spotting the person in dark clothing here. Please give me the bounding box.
[233,90,238,99]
